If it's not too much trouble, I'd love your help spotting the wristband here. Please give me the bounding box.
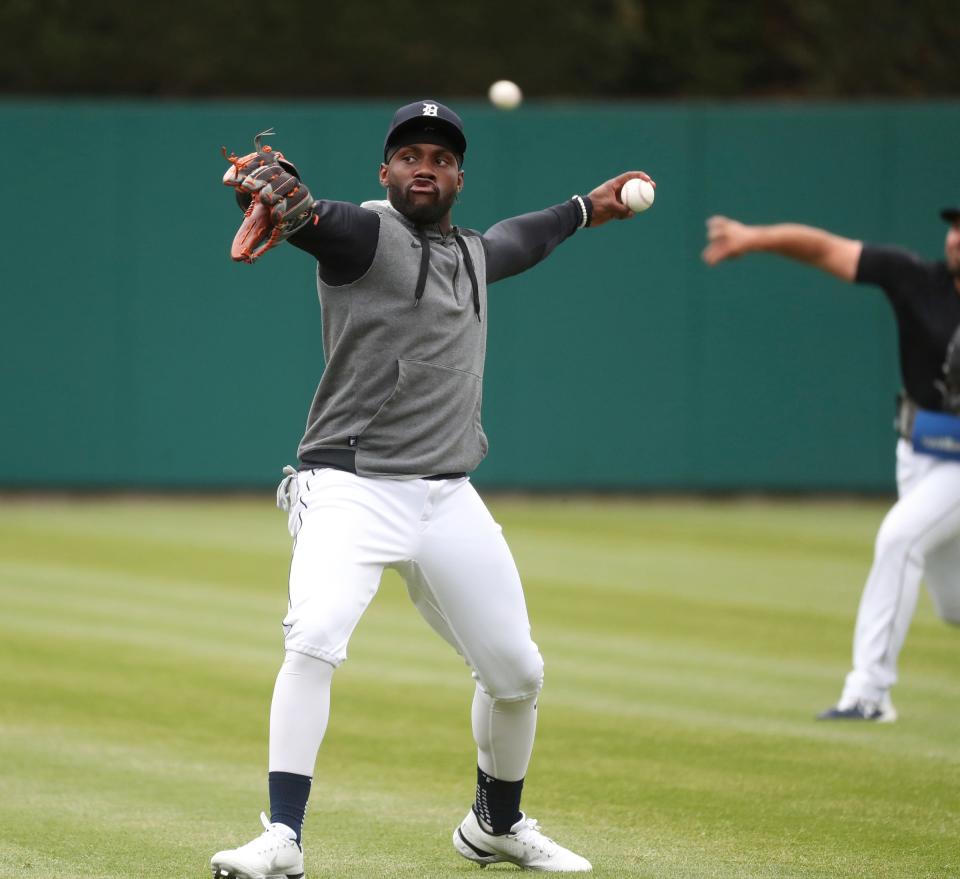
[572,195,589,229]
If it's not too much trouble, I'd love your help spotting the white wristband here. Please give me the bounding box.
[572,195,588,229]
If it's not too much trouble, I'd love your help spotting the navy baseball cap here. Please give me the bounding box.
[941,206,960,223]
[384,99,467,166]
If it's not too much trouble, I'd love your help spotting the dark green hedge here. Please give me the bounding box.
[2,0,957,98]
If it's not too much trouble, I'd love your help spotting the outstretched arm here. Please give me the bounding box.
[483,171,657,283]
[702,215,862,281]
[288,201,380,286]
[221,131,379,283]
[483,200,583,283]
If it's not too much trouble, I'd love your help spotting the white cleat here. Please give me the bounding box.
[453,808,592,872]
[210,812,305,879]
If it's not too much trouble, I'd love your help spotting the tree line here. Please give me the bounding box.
[2,0,956,98]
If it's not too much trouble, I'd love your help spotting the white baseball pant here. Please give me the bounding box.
[841,439,960,704]
[269,468,544,782]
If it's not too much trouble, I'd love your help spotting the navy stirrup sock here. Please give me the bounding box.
[268,771,312,843]
[474,767,524,834]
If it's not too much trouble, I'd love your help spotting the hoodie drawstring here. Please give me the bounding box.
[454,235,481,322]
[413,230,431,307]
[412,230,480,323]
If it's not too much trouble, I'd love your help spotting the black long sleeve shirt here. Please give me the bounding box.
[288,197,589,287]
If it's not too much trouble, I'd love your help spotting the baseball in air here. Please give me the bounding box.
[621,178,655,213]
[488,80,523,110]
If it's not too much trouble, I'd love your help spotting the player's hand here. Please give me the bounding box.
[702,215,754,265]
[585,171,655,227]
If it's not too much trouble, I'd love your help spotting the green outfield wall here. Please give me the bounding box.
[4,99,959,491]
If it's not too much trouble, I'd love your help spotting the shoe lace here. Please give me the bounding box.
[511,816,559,854]
[245,812,296,853]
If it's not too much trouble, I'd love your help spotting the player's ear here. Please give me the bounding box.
[379,163,389,188]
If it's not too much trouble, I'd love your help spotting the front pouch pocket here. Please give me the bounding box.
[355,359,486,475]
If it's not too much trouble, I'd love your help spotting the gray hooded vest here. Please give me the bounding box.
[298,200,489,478]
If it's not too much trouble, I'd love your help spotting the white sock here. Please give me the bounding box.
[268,650,335,775]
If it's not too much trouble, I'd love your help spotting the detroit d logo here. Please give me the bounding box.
[422,103,439,117]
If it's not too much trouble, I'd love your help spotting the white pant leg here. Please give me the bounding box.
[283,469,421,664]
[924,537,960,624]
[396,479,543,780]
[912,437,960,624]
[469,685,538,781]
[269,651,335,775]
[842,441,960,703]
[271,470,427,776]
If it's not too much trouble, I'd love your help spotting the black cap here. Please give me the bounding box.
[941,207,960,223]
[383,99,467,165]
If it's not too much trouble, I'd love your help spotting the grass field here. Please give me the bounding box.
[0,494,957,879]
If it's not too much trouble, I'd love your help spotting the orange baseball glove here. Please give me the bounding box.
[222,129,314,263]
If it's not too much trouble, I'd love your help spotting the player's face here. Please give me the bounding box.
[380,143,464,227]
[946,221,960,277]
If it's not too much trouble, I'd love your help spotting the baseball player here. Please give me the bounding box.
[210,100,654,878]
[702,206,960,722]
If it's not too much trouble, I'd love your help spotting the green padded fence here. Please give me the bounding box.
[4,99,959,490]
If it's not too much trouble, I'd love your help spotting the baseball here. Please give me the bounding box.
[621,178,655,213]
[488,80,523,111]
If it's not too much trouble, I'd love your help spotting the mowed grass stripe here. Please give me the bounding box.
[0,495,957,878]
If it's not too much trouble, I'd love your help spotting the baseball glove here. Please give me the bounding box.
[222,129,314,263]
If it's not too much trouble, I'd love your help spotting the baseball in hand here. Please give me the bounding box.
[621,178,655,213]
[488,80,523,110]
